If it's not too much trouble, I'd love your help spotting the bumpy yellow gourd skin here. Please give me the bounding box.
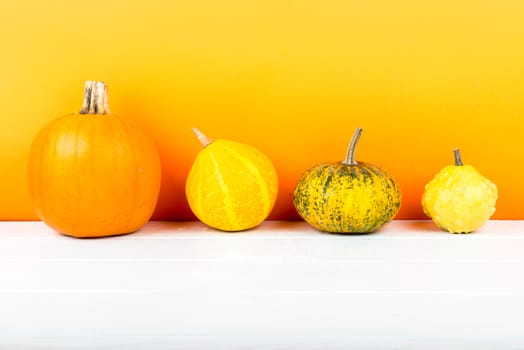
[186,139,278,232]
[422,164,497,233]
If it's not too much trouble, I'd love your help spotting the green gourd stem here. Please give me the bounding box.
[454,148,463,166]
[192,128,213,148]
[80,81,111,115]
[342,127,363,165]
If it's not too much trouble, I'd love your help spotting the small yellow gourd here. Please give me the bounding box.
[185,128,278,231]
[293,128,401,233]
[422,148,497,233]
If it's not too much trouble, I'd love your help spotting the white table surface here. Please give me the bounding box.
[1,220,524,349]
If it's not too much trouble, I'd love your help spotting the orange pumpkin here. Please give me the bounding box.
[27,81,161,238]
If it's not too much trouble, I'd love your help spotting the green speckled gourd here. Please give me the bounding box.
[293,128,401,233]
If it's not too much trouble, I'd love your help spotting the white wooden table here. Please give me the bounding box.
[1,220,524,349]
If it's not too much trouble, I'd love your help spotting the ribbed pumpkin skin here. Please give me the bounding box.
[293,162,401,233]
[185,139,278,232]
[28,113,161,238]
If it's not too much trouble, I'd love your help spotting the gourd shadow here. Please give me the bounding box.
[317,230,375,236]
[315,220,443,235]
[59,231,137,240]
[136,221,213,235]
[402,220,442,233]
[118,93,196,223]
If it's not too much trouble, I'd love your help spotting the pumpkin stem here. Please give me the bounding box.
[192,128,213,148]
[454,148,463,166]
[79,81,111,115]
[342,127,363,166]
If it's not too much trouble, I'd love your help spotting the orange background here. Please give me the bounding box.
[2,0,523,221]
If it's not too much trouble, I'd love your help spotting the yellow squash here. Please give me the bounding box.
[185,129,278,231]
[422,148,497,233]
[293,128,401,233]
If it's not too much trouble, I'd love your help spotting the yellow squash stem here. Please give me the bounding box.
[454,148,464,166]
[342,127,363,166]
[192,128,213,148]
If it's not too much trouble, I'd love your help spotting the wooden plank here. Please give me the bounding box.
[1,221,523,349]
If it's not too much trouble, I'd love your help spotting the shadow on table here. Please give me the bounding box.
[135,221,212,236]
[400,220,442,233]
